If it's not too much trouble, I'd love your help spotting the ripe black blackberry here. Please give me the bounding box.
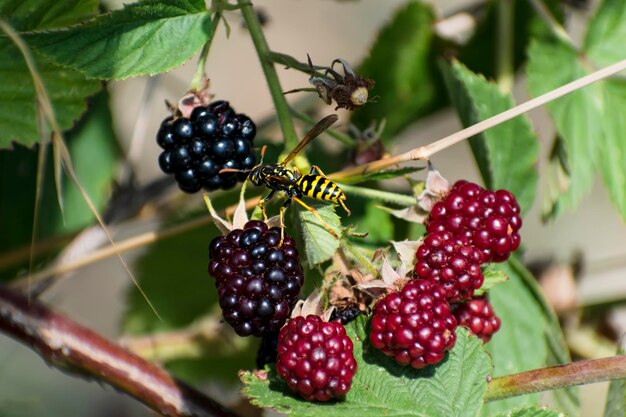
[414,231,485,302]
[370,279,457,369]
[452,297,501,343]
[157,101,257,193]
[208,221,304,337]
[329,305,362,325]
[256,330,280,369]
[426,180,522,262]
[276,314,357,401]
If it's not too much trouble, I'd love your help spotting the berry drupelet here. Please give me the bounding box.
[208,221,304,337]
[414,231,485,302]
[452,297,501,343]
[370,279,457,369]
[157,101,257,193]
[276,315,357,401]
[426,180,522,262]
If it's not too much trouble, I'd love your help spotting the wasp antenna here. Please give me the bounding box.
[260,145,268,160]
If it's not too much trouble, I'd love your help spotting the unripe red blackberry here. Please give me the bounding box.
[427,180,522,262]
[414,231,485,302]
[208,221,304,337]
[370,279,457,369]
[452,297,501,343]
[276,315,357,401]
[157,101,257,193]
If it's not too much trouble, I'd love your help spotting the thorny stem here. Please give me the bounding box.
[496,0,514,93]
[484,355,626,402]
[238,0,300,149]
[0,285,241,417]
[328,58,626,181]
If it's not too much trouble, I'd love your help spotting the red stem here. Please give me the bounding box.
[0,285,241,417]
[485,355,626,402]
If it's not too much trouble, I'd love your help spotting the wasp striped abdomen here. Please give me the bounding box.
[297,175,343,202]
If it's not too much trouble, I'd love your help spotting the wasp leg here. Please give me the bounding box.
[258,190,276,222]
[292,196,339,239]
[278,198,293,247]
[309,165,327,177]
[338,197,351,216]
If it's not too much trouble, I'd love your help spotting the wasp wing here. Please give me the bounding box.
[280,114,339,165]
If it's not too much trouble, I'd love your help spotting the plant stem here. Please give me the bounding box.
[191,12,222,90]
[339,184,415,207]
[0,285,241,417]
[496,0,514,93]
[484,355,626,402]
[238,0,299,149]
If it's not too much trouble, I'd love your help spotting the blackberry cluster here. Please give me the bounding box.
[208,221,304,337]
[370,279,457,369]
[157,101,257,193]
[426,180,522,262]
[414,231,485,302]
[452,297,501,343]
[276,315,357,401]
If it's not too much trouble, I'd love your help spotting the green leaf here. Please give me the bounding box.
[527,1,626,220]
[242,322,491,417]
[26,0,213,80]
[508,257,579,416]
[442,60,539,214]
[0,2,102,148]
[0,0,98,31]
[527,40,601,218]
[479,261,548,416]
[295,202,342,268]
[0,91,118,262]
[494,406,566,417]
[585,0,626,68]
[353,1,445,141]
[603,344,626,417]
[474,265,508,296]
[339,167,423,185]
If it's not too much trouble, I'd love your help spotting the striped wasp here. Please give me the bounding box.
[221,114,350,243]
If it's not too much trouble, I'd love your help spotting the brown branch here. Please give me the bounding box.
[484,355,626,402]
[0,285,242,417]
